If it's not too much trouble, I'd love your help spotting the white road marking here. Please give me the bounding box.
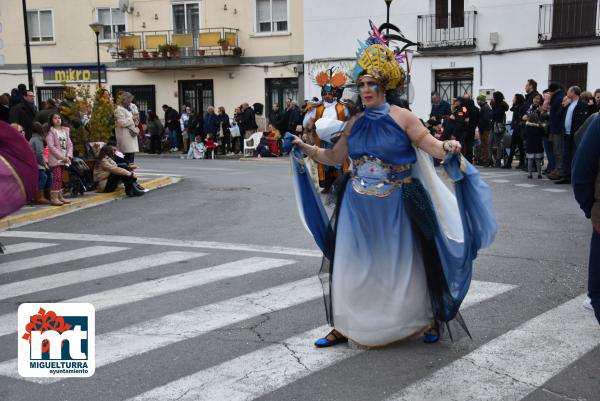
[542,188,568,193]
[515,183,538,188]
[387,294,600,401]
[0,246,127,274]
[125,280,517,401]
[0,277,322,382]
[0,251,206,306]
[0,231,322,257]
[0,242,57,254]
[490,179,510,183]
[0,256,292,337]
[136,172,183,177]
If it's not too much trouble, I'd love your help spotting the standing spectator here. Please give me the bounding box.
[114,92,139,163]
[447,97,468,149]
[270,103,286,134]
[558,86,590,184]
[539,90,555,175]
[547,83,566,180]
[490,91,509,168]
[9,89,37,139]
[240,103,257,139]
[9,84,26,108]
[524,79,540,107]
[572,114,600,324]
[253,103,267,132]
[217,106,231,155]
[146,110,163,154]
[464,94,479,163]
[204,106,218,139]
[29,122,52,204]
[180,106,191,152]
[0,93,9,123]
[430,92,451,122]
[286,99,302,135]
[507,94,526,170]
[187,108,202,144]
[477,95,492,166]
[46,113,73,206]
[581,91,597,115]
[162,104,180,152]
[523,110,545,179]
[35,98,58,125]
[594,89,600,112]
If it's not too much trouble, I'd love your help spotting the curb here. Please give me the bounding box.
[0,175,180,231]
[238,157,289,162]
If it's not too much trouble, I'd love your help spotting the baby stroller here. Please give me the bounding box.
[68,157,96,196]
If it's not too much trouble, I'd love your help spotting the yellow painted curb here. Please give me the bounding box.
[0,175,179,230]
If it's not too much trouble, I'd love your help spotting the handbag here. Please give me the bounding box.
[128,125,140,137]
[230,124,241,138]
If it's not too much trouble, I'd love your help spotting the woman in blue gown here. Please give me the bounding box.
[289,26,496,348]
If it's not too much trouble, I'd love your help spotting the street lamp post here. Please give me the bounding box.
[21,0,34,91]
[89,22,103,87]
[384,0,393,35]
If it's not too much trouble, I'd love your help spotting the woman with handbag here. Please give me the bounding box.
[115,92,139,163]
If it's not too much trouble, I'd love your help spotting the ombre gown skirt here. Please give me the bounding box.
[331,108,434,346]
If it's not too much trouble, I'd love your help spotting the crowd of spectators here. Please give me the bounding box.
[426,79,600,183]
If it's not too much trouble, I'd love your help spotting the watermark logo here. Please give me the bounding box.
[18,303,95,378]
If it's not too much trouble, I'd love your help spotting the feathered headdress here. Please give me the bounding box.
[351,20,405,91]
[313,67,348,91]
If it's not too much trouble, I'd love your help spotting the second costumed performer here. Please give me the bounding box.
[285,21,497,347]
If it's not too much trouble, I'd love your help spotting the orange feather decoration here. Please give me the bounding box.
[315,71,330,87]
[330,72,347,88]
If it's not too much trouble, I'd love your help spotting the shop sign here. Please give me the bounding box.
[42,65,107,84]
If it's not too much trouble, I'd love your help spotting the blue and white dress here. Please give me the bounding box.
[287,103,496,347]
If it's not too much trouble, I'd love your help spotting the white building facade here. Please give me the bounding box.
[304,0,600,119]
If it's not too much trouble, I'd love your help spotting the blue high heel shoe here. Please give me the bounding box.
[423,324,440,344]
[314,329,348,348]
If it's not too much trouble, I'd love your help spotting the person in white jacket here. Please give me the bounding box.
[115,92,139,163]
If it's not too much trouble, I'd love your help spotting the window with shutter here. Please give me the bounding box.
[435,0,448,29]
[26,10,54,42]
[96,7,126,41]
[451,0,464,28]
[255,0,288,33]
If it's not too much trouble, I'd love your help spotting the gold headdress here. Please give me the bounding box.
[352,21,405,91]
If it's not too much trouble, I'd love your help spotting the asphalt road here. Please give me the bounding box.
[0,154,598,401]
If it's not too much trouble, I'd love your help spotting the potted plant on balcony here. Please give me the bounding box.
[124,45,135,59]
[158,44,170,58]
[141,50,150,59]
[168,43,180,58]
[232,46,243,56]
[218,38,229,51]
[197,48,206,56]
[151,50,159,58]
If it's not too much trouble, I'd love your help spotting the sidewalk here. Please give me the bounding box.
[137,152,290,162]
[0,175,180,230]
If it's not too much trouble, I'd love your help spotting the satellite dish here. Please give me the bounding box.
[118,0,129,13]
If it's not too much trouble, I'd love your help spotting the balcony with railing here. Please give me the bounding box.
[114,27,242,68]
[538,1,600,43]
[417,11,477,51]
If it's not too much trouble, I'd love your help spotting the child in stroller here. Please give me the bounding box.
[67,157,96,196]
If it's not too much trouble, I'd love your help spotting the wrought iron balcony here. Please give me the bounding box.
[114,28,242,68]
[538,2,600,43]
[417,11,477,51]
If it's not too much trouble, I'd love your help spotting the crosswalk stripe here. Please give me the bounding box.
[0,256,292,337]
[542,188,568,193]
[0,245,128,274]
[1,242,58,254]
[0,251,207,306]
[0,231,322,258]
[0,277,321,382]
[124,280,517,401]
[490,179,510,183]
[386,294,600,401]
[515,183,538,188]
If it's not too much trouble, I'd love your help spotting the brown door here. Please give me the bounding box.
[550,63,588,91]
[552,0,598,39]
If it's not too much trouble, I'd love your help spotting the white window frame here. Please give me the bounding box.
[170,1,202,32]
[27,9,55,44]
[253,0,290,36]
[95,7,128,43]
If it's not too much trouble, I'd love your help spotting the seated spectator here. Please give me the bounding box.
[29,122,52,205]
[93,144,144,197]
[266,123,281,156]
[256,132,278,158]
[204,133,217,159]
[186,136,206,160]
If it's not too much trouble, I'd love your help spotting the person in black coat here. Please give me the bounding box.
[464,95,479,163]
[523,111,545,179]
[507,94,526,169]
[0,93,9,123]
[430,92,451,123]
[9,90,38,140]
[490,91,509,168]
[447,97,469,149]
[547,83,566,179]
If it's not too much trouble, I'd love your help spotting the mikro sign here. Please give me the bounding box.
[42,65,107,84]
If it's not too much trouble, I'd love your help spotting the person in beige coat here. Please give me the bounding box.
[115,92,139,163]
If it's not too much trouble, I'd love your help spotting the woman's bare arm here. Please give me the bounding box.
[293,116,357,166]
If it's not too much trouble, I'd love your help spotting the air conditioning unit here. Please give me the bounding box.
[479,88,494,100]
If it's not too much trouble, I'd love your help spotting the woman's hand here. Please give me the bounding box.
[290,134,303,145]
[444,139,462,155]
